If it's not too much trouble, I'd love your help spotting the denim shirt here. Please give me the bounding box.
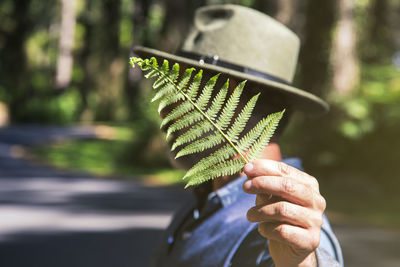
[151,158,343,267]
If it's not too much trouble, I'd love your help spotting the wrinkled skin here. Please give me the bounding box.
[243,159,326,267]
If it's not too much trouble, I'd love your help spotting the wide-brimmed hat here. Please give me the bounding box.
[134,4,328,114]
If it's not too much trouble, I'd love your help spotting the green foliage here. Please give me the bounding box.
[14,89,81,124]
[130,57,284,187]
[30,130,184,184]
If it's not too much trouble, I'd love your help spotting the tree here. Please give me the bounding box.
[331,0,359,95]
[275,0,295,26]
[159,0,193,52]
[298,0,336,98]
[55,0,77,90]
[94,0,124,121]
[76,0,95,119]
[363,0,392,62]
[0,0,32,121]
[125,0,152,121]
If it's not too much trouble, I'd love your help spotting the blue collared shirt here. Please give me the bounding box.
[153,158,343,267]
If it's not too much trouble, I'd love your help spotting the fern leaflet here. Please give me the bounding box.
[130,56,284,188]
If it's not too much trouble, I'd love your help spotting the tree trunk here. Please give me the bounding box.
[275,0,294,26]
[159,0,191,52]
[332,0,359,95]
[124,0,152,120]
[77,0,94,120]
[364,0,392,62]
[298,0,336,98]
[55,0,77,89]
[0,0,32,121]
[94,0,123,121]
[102,0,121,56]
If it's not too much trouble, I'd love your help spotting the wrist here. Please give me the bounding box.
[298,252,317,267]
[275,252,317,267]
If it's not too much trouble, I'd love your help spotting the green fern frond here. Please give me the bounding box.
[166,83,228,138]
[166,110,204,137]
[187,69,203,99]
[175,133,224,158]
[182,144,236,180]
[216,81,245,131]
[130,56,284,187]
[226,93,260,143]
[246,111,284,161]
[195,74,219,110]
[154,67,195,111]
[171,120,214,150]
[237,111,283,153]
[185,158,244,188]
[160,101,194,129]
[206,80,229,120]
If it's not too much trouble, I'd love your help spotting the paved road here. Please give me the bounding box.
[334,224,400,267]
[1,126,400,267]
[0,125,192,267]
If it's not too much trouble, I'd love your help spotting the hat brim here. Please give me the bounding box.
[134,46,329,114]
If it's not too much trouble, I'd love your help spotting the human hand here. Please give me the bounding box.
[243,160,326,267]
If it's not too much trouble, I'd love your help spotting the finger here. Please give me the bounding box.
[244,176,325,209]
[255,193,283,206]
[244,160,318,189]
[247,201,323,229]
[256,193,273,205]
[258,222,321,253]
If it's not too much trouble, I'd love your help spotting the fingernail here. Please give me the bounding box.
[244,163,253,173]
[243,180,252,190]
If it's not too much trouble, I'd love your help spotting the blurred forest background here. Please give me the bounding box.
[0,0,400,226]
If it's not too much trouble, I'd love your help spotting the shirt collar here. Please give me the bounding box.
[207,175,247,208]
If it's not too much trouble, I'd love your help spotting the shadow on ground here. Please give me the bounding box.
[0,177,192,267]
[0,229,162,267]
[0,126,194,267]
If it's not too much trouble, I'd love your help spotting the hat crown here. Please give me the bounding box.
[181,4,300,83]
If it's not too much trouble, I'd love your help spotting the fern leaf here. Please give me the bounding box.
[160,70,203,128]
[175,132,224,158]
[130,56,284,188]
[151,83,174,102]
[195,74,219,110]
[152,61,179,100]
[166,83,228,137]
[152,67,195,103]
[144,58,160,78]
[237,113,279,152]
[188,70,203,99]
[246,110,284,161]
[184,158,244,188]
[182,144,237,180]
[154,64,184,112]
[152,60,170,90]
[157,93,185,113]
[170,120,214,150]
[144,69,158,79]
[226,93,260,143]
[160,102,194,129]
[216,81,245,131]
[166,110,204,138]
[206,80,228,120]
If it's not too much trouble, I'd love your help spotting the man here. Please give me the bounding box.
[135,4,343,267]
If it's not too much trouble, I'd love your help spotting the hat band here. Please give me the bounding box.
[177,51,289,85]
